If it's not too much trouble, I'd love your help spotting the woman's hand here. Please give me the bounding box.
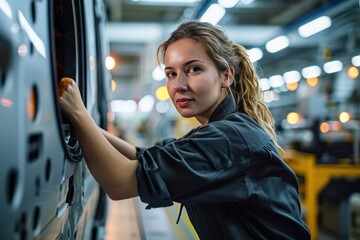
[58,77,87,125]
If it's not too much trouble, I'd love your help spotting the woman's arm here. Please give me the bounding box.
[99,127,137,160]
[58,78,138,200]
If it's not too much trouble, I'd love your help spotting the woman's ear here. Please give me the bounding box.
[221,66,235,88]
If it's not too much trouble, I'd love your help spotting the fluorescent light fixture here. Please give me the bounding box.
[218,0,239,8]
[265,35,289,53]
[263,90,279,103]
[283,70,301,83]
[132,0,200,3]
[247,48,263,62]
[199,3,225,25]
[351,55,360,66]
[259,78,270,91]
[298,16,331,38]
[301,65,321,78]
[269,75,285,88]
[241,0,255,4]
[323,60,343,74]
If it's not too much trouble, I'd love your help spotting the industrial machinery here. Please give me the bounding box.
[0,0,111,239]
[349,192,360,240]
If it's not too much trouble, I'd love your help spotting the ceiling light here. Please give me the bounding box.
[323,60,343,74]
[269,75,285,88]
[348,66,359,79]
[241,0,255,4]
[247,48,263,62]
[259,78,270,91]
[301,65,321,78]
[351,55,360,66]
[283,70,301,83]
[132,0,200,3]
[298,16,331,38]
[199,3,225,25]
[265,35,289,53]
[218,0,239,8]
[263,91,279,103]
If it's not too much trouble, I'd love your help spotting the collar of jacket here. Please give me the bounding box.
[208,95,237,123]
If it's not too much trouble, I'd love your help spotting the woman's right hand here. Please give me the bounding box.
[58,77,87,125]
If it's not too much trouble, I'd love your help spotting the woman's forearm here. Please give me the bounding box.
[99,128,137,160]
[71,109,139,200]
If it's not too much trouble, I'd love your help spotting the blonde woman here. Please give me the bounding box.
[59,21,310,239]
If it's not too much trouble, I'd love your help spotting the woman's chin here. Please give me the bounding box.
[178,110,195,118]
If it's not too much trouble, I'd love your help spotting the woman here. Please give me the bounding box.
[59,21,311,239]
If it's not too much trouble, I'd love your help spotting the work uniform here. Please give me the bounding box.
[136,96,311,239]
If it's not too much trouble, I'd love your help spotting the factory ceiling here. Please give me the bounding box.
[102,0,360,104]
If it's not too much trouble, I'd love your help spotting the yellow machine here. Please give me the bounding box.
[285,149,360,239]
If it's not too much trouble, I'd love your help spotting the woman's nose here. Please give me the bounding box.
[174,73,187,92]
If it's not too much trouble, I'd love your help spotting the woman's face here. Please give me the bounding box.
[164,38,228,125]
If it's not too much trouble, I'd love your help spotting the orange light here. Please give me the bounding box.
[287,112,301,125]
[332,121,341,132]
[286,82,298,91]
[307,77,318,87]
[347,66,359,79]
[111,80,116,92]
[28,87,38,120]
[320,122,329,133]
[339,111,351,123]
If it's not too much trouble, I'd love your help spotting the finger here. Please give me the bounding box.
[58,77,74,97]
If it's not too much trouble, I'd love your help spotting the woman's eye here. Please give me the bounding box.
[166,72,176,79]
[188,66,201,74]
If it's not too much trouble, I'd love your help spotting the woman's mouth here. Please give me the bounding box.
[177,98,193,107]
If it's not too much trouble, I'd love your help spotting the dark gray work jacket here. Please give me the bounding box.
[136,97,311,239]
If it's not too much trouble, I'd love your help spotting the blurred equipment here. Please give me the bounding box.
[319,179,360,238]
[285,149,360,240]
[349,192,360,240]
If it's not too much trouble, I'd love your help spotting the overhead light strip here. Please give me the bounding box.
[132,0,200,3]
[199,3,225,25]
[298,16,332,38]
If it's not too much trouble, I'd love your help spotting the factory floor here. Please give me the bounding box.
[103,197,342,240]
[104,197,198,240]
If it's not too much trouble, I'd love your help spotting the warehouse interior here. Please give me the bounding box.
[2,0,360,239]
[99,0,360,240]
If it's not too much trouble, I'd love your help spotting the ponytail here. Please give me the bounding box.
[230,44,283,154]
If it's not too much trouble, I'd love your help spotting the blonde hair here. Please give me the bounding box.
[157,21,282,151]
